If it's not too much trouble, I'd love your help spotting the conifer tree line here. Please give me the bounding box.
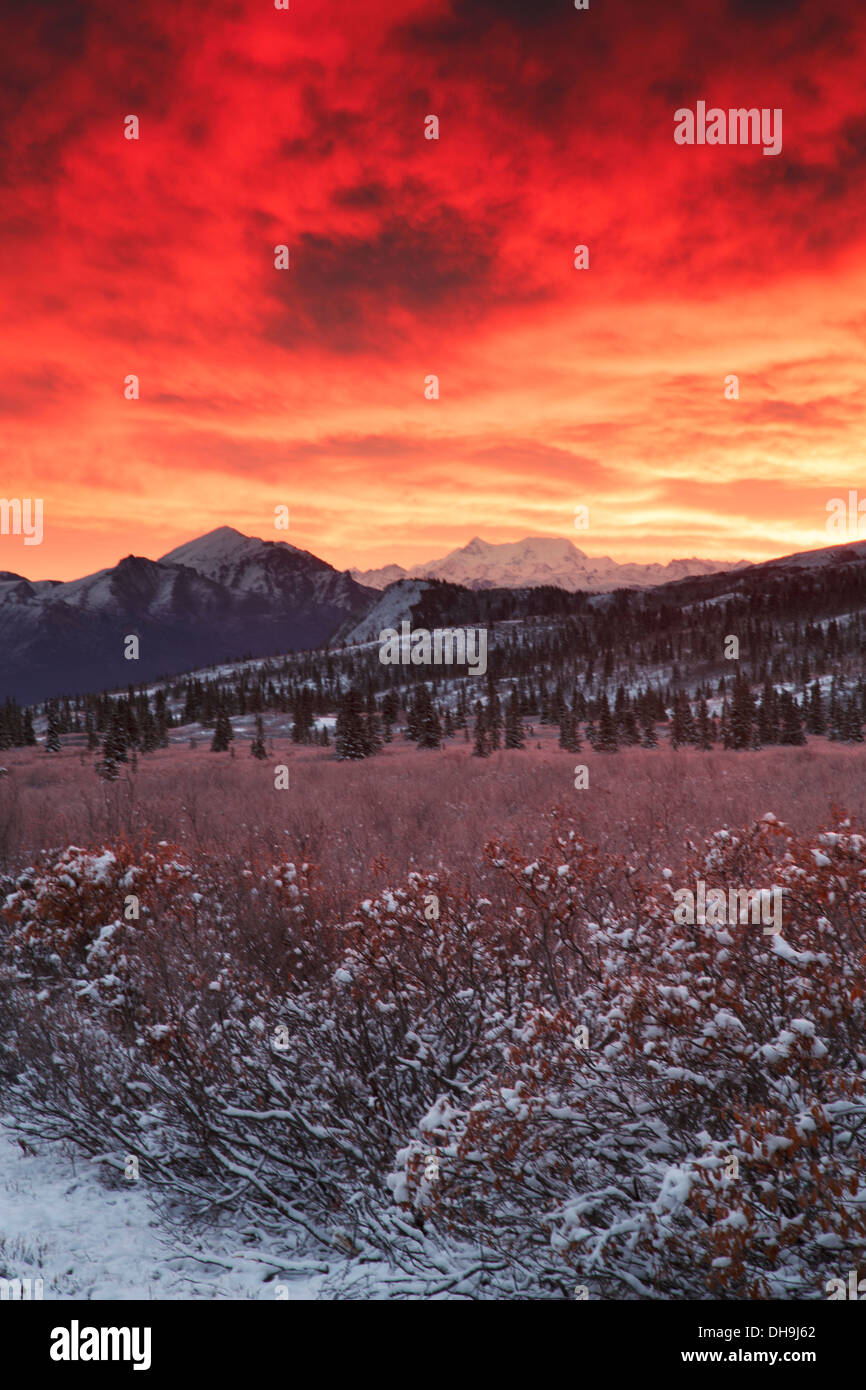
[329,668,866,761]
[0,699,37,750]
[7,658,866,768]
[5,551,866,765]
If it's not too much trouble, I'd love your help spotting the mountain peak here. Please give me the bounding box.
[200,525,248,544]
[158,526,255,566]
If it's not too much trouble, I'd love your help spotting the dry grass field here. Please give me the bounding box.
[2,730,864,903]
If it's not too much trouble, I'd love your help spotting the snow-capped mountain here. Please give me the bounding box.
[351,536,748,593]
[159,525,369,612]
[0,529,376,702]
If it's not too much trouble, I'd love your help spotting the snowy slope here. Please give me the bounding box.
[338,579,431,645]
[750,537,866,572]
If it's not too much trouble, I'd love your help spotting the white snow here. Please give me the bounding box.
[0,1120,329,1299]
[340,580,431,645]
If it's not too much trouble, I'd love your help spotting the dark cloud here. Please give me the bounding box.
[278,86,364,162]
[726,0,807,17]
[398,0,578,45]
[262,210,500,351]
[332,182,390,209]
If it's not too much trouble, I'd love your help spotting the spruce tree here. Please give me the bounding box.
[841,697,864,743]
[251,715,267,759]
[210,706,233,752]
[504,694,526,750]
[413,685,441,750]
[453,688,468,731]
[365,708,385,753]
[335,688,370,760]
[758,679,778,744]
[640,713,657,748]
[621,708,641,747]
[558,706,581,753]
[719,699,732,749]
[103,711,128,764]
[595,696,619,752]
[669,692,694,750]
[487,691,503,751]
[729,676,756,750]
[155,689,171,744]
[141,709,160,753]
[405,689,421,743]
[472,702,490,758]
[45,711,61,753]
[779,691,806,746]
[827,678,841,741]
[806,681,826,736]
[551,684,566,728]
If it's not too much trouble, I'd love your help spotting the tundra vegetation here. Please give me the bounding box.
[0,742,864,1299]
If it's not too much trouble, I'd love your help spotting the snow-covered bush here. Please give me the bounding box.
[389,820,866,1297]
[1,817,864,1296]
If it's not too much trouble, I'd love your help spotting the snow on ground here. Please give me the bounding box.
[0,1119,331,1300]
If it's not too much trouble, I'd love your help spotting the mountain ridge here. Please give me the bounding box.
[0,530,376,702]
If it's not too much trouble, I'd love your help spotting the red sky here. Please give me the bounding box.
[2,0,866,581]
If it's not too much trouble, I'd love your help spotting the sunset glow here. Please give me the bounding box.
[2,0,865,580]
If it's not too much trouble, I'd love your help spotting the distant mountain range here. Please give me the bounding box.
[3,525,865,703]
[350,536,750,593]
